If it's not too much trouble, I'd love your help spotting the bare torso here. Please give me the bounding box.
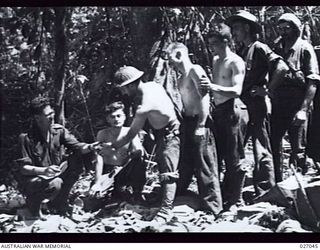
[212,53,244,105]
[212,55,234,105]
[138,82,177,130]
[97,127,133,165]
[178,65,208,116]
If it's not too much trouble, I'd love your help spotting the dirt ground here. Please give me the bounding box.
[0,140,319,233]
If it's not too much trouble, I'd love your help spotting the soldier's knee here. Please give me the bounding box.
[48,177,63,191]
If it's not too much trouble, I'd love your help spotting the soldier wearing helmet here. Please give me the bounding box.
[104,66,181,225]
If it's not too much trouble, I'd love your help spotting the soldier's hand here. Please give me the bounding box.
[292,110,307,126]
[89,141,103,152]
[102,142,116,152]
[200,76,212,93]
[250,86,268,97]
[200,75,211,85]
[194,126,206,140]
[89,184,99,197]
[49,165,61,172]
[43,166,57,177]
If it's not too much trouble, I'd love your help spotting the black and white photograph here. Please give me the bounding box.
[0,5,320,238]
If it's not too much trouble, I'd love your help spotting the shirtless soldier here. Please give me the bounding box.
[105,66,180,224]
[167,42,223,216]
[89,101,145,201]
[200,23,247,209]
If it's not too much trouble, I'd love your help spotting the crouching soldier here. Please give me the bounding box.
[104,66,181,225]
[15,96,100,218]
[89,101,146,202]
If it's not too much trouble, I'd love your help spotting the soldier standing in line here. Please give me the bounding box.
[200,23,247,210]
[226,10,288,193]
[272,13,320,180]
[166,42,223,216]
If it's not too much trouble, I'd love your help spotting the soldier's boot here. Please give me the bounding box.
[151,182,176,225]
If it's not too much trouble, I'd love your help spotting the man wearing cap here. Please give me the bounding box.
[166,42,223,216]
[272,13,320,180]
[227,10,288,195]
[104,66,180,224]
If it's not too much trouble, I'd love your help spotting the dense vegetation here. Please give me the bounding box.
[2,6,320,185]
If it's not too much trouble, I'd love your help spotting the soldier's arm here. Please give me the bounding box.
[112,106,147,149]
[299,45,320,111]
[191,65,210,128]
[61,126,99,154]
[300,82,317,112]
[292,80,317,125]
[249,45,288,98]
[20,165,53,176]
[268,59,289,95]
[93,154,104,183]
[259,44,289,95]
[129,134,144,158]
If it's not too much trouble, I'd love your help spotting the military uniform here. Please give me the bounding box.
[238,41,278,195]
[272,37,319,180]
[15,123,86,215]
[226,10,277,196]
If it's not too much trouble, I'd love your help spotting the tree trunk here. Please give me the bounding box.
[53,7,67,125]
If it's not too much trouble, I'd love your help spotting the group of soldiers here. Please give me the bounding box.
[15,10,320,226]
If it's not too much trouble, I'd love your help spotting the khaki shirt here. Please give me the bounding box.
[16,123,85,169]
[275,37,319,87]
[239,41,281,96]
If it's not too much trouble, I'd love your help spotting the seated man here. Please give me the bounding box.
[89,101,146,201]
[15,96,100,219]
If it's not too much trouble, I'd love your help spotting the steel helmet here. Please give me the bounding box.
[114,66,144,87]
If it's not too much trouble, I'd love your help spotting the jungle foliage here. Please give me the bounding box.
[2,6,320,184]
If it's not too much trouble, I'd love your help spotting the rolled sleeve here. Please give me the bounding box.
[258,43,280,61]
[257,43,282,72]
[303,44,319,76]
